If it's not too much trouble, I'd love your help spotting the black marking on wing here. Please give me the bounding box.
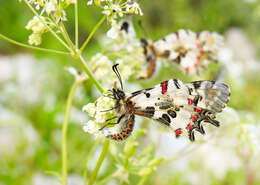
[164,50,170,57]
[167,110,176,118]
[157,118,170,126]
[145,92,151,98]
[162,114,171,124]
[130,90,143,97]
[143,106,155,116]
[173,79,181,89]
[193,95,200,106]
[120,21,129,33]
[192,81,202,89]
[188,88,193,95]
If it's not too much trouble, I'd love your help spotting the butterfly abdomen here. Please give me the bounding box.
[106,115,135,141]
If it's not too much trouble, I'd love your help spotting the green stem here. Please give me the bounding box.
[62,79,83,185]
[0,33,71,56]
[83,140,102,185]
[49,15,75,52]
[137,177,149,185]
[78,55,104,93]
[75,0,79,49]
[60,21,75,50]
[23,0,73,53]
[79,15,106,53]
[88,140,110,185]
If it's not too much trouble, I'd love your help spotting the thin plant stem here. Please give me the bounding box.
[83,140,102,185]
[62,79,84,185]
[60,21,75,50]
[49,15,75,51]
[137,176,149,185]
[88,139,110,185]
[78,55,104,93]
[23,0,73,53]
[0,33,71,56]
[74,0,79,49]
[79,15,106,53]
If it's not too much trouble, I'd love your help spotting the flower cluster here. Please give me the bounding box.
[82,93,117,139]
[152,29,224,74]
[87,0,143,22]
[25,16,53,45]
[22,0,77,45]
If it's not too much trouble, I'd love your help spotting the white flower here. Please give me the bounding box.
[83,120,101,136]
[46,1,56,15]
[82,93,117,138]
[126,2,143,16]
[26,16,48,45]
[28,33,42,45]
[87,0,93,5]
[82,103,96,117]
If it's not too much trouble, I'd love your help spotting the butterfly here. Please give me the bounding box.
[100,64,230,141]
[141,30,224,78]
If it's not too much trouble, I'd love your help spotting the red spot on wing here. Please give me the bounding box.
[185,67,190,72]
[175,129,182,136]
[191,115,197,121]
[188,98,193,105]
[196,55,201,61]
[195,108,201,113]
[162,81,168,94]
[186,123,191,130]
[196,43,200,49]
[175,32,179,39]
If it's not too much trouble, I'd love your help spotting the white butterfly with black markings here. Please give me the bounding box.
[100,64,230,141]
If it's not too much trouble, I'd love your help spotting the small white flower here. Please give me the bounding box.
[28,33,42,45]
[126,2,143,16]
[83,120,100,136]
[46,1,56,15]
[87,0,93,5]
[82,92,118,138]
[82,103,96,117]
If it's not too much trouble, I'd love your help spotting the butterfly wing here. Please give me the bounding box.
[129,79,230,141]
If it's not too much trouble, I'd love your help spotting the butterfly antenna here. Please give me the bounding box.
[112,64,124,90]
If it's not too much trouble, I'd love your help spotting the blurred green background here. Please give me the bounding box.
[0,0,260,185]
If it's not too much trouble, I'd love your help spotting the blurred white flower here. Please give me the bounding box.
[87,0,93,5]
[46,1,57,15]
